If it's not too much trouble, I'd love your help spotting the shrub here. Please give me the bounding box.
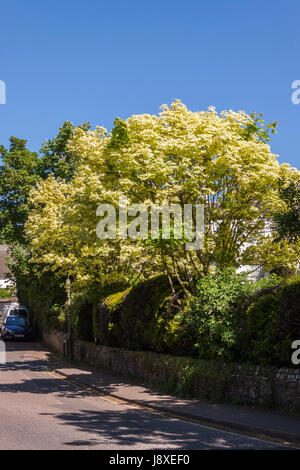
[183,269,254,360]
[0,287,12,299]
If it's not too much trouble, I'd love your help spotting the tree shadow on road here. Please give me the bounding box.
[54,407,283,450]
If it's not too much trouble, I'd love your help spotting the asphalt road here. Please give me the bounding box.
[0,341,293,450]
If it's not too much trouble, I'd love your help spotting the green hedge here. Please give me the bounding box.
[245,276,300,365]
[95,272,300,366]
[72,289,98,342]
[16,272,67,335]
[17,266,300,367]
[16,271,127,341]
[95,275,191,353]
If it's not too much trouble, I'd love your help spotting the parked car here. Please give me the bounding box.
[0,315,33,341]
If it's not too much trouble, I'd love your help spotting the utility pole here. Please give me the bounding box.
[65,276,72,361]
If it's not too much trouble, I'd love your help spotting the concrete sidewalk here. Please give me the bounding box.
[50,359,300,446]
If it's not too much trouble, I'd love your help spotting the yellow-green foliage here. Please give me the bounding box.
[0,288,13,299]
[105,288,131,312]
[25,100,300,291]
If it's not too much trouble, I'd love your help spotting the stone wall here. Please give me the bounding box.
[0,298,18,306]
[42,331,300,413]
[43,329,68,356]
[73,340,300,414]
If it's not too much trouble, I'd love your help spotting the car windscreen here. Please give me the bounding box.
[6,316,27,326]
[10,308,28,317]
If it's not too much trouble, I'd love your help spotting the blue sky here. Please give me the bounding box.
[0,0,299,168]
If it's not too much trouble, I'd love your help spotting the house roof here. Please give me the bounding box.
[0,245,11,279]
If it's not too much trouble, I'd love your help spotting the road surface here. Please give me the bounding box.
[0,342,292,450]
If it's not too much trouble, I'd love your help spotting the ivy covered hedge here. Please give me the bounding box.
[16,272,67,336]
[16,267,300,367]
[95,276,191,354]
[245,276,300,365]
[95,272,300,366]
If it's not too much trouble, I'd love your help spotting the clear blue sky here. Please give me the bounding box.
[0,0,299,168]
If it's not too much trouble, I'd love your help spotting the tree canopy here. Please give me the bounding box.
[0,137,40,243]
[25,101,300,292]
[0,122,90,245]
